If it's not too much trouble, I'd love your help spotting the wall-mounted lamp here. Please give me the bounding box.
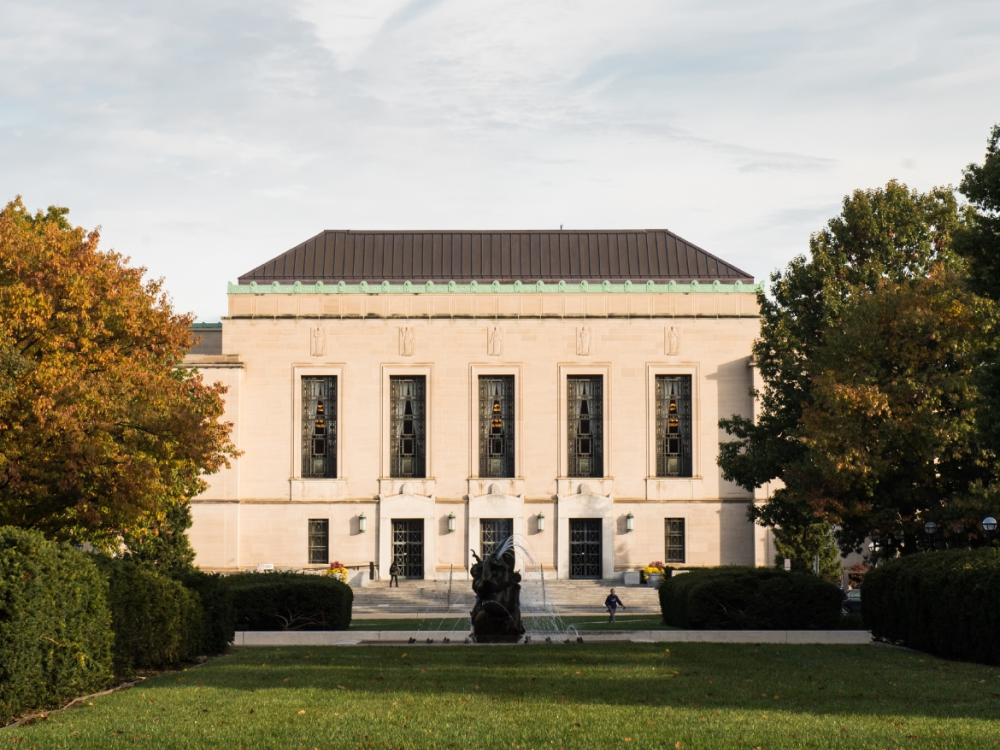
[448,512,456,533]
[536,511,546,533]
[625,511,634,532]
[358,512,367,533]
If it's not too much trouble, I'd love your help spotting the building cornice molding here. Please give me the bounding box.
[227,279,764,296]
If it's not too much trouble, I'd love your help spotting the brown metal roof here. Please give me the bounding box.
[237,230,753,284]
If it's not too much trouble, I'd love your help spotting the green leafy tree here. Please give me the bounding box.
[956,125,1000,468]
[718,181,979,557]
[120,502,196,571]
[0,198,238,549]
[772,521,841,580]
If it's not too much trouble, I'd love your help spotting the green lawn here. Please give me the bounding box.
[350,614,669,632]
[9,643,1000,749]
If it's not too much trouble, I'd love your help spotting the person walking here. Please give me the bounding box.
[389,559,400,587]
[605,588,625,623]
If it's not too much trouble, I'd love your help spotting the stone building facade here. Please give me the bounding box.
[185,230,773,580]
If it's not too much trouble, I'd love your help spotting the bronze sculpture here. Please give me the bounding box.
[469,537,524,643]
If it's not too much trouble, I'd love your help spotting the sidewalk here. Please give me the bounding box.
[233,630,873,646]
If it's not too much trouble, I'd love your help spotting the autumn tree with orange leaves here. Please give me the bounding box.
[0,198,237,550]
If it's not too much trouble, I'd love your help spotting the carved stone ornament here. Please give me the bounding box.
[666,326,680,356]
[577,326,592,356]
[487,326,503,356]
[489,482,503,496]
[399,326,414,357]
[400,482,413,495]
[309,326,326,357]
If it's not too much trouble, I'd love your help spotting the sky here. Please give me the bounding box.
[2,0,999,322]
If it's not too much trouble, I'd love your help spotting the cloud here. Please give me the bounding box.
[0,0,998,320]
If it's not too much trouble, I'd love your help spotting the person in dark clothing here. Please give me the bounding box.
[605,588,625,623]
[389,560,400,587]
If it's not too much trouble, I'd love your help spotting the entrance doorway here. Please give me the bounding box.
[480,518,513,557]
[391,519,424,578]
[569,519,602,578]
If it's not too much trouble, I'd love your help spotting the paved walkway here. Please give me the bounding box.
[353,579,661,618]
[234,630,872,646]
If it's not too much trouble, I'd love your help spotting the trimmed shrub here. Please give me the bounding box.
[863,548,1000,665]
[173,569,235,655]
[228,572,353,631]
[0,527,113,723]
[98,559,204,677]
[659,566,843,630]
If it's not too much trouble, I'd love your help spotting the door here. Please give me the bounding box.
[569,519,602,579]
[480,518,513,557]
[391,519,424,578]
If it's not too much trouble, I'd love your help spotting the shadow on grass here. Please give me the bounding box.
[149,643,1000,720]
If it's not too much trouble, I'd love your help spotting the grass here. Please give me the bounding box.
[9,643,1000,749]
[350,615,670,632]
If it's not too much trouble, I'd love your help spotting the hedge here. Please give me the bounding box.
[172,569,235,655]
[227,572,353,631]
[98,559,204,678]
[863,548,1000,664]
[0,527,113,723]
[659,566,843,630]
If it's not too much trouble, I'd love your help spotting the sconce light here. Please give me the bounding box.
[626,512,634,532]
[358,512,367,533]
[537,512,545,533]
[448,512,456,533]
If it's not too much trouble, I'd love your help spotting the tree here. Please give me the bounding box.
[772,521,841,580]
[798,269,994,554]
[0,198,237,549]
[956,124,1000,465]
[120,501,197,571]
[718,181,975,558]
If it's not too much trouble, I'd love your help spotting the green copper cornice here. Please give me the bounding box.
[227,279,763,295]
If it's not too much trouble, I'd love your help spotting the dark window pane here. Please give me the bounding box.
[568,376,603,478]
[390,376,426,478]
[308,519,329,565]
[665,518,685,564]
[656,376,692,477]
[479,376,514,478]
[302,377,337,478]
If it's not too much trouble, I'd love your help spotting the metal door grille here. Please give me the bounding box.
[391,519,424,578]
[480,518,513,557]
[656,375,692,477]
[390,376,426,478]
[302,377,337,478]
[569,519,602,578]
[568,376,603,478]
[308,519,329,565]
[479,376,515,478]
[665,518,686,564]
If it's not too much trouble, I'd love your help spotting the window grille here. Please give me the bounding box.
[390,376,426,478]
[665,518,686,564]
[480,518,513,557]
[656,375,692,477]
[308,519,329,564]
[568,376,603,478]
[479,376,514,478]
[302,376,337,478]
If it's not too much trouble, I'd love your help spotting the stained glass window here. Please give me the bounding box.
[479,376,514,478]
[390,376,426,478]
[302,376,337,478]
[568,376,603,478]
[656,375,692,477]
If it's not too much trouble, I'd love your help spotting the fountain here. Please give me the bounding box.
[469,536,525,643]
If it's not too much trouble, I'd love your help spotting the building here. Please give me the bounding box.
[185,229,772,581]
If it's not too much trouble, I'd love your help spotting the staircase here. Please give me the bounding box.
[352,579,661,618]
